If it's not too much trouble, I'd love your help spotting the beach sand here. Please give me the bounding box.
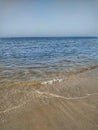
[0,68,98,130]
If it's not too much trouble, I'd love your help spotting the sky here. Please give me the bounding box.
[0,0,98,37]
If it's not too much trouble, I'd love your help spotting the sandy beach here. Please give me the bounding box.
[0,67,98,130]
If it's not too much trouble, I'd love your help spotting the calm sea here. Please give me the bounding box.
[0,37,98,81]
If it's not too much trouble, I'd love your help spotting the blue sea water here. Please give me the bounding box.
[0,37,98,81]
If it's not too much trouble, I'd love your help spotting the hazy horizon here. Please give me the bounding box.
[0,35,98,38]
[0,0,98,37]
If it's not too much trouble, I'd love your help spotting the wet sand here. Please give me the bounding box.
[0,68,98,130]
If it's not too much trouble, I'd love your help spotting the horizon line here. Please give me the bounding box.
[0,36,98,39]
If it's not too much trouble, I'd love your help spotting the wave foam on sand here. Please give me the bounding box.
[41,78,63,85]
[0,89,98,115]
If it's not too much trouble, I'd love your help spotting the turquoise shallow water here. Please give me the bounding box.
[0,37,98,81]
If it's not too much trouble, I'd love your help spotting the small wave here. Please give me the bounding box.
[57,65,98,76]
[72,65,98,74]
[41,65,98,85]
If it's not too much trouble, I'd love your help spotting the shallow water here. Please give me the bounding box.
[0,37,98,81]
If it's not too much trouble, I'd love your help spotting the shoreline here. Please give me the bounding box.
[0,64,98,83]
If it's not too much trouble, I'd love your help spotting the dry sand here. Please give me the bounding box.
[0,68,98,130]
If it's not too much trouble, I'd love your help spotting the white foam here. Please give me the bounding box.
[41,78,63,85]
[35,90,98,100]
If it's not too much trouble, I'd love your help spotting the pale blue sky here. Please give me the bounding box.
[0,0,98,37]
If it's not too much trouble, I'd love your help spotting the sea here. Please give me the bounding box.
[0,37,98,82]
